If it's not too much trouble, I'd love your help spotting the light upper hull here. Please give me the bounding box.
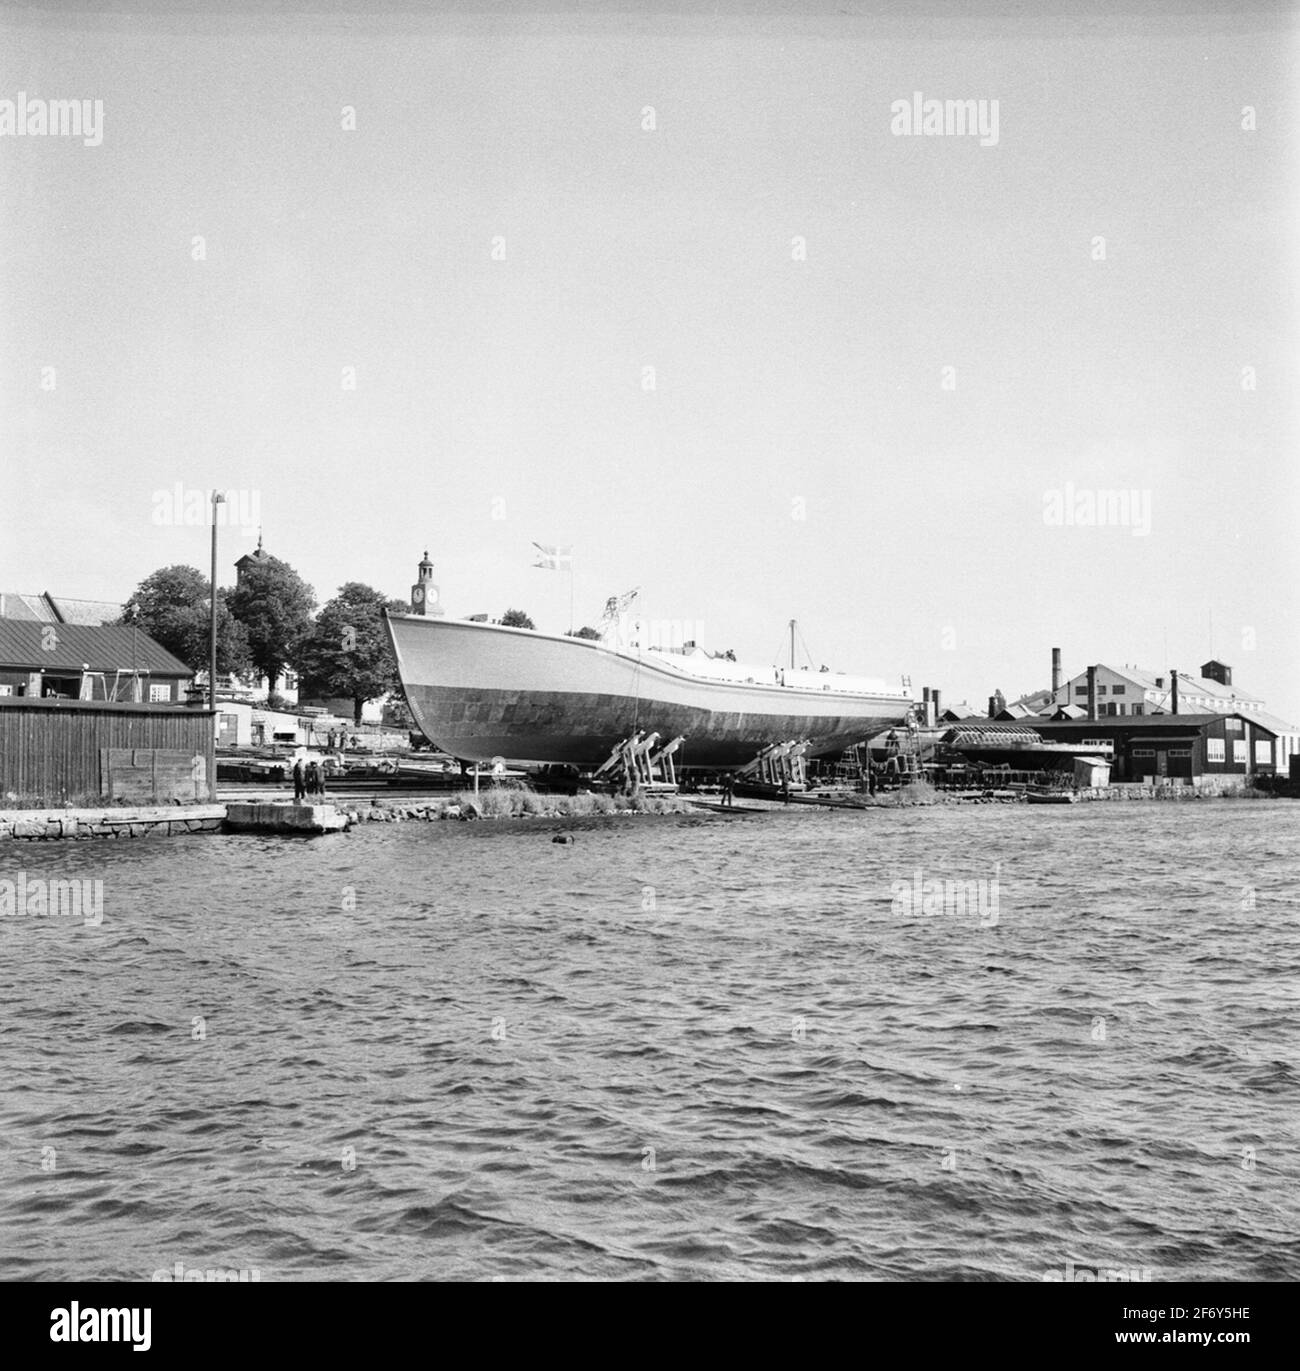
[385,613,913,767]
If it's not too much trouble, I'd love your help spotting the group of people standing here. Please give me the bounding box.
[291,757,327,801]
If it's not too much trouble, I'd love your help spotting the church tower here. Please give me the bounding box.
[411,550,443,616]
[235,530,270,586]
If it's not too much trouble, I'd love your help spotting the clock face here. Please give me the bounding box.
[428,586,439,603]
[412,586,424,603]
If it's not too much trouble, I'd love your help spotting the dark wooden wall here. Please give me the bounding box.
[0,700,215,804]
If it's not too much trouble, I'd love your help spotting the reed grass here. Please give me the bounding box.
[443,786,686,818]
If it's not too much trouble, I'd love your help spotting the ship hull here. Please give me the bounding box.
[385,613,912,767]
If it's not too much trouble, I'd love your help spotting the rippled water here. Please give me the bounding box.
[2,802,1298,1281]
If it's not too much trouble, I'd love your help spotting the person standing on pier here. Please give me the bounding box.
[292,757,306,803]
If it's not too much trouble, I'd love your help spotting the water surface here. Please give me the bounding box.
[2,802,1297,1281]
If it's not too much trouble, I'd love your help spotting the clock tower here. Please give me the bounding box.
[411,550,443,616]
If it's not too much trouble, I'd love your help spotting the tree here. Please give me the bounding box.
[383,697,413,730]
[226,555,316,692]
[297,583,407,724]
[118,564,251,676]
[565,626,601,640]
[500,608,535,629]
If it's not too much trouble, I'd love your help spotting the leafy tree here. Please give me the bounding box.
[500,608,535,629]
[226,555,316,692]
[383,697,413,729]
[565,625,601,640]
[297,582,406,724]
[118,564,251,676]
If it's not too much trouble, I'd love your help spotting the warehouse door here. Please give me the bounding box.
[1166,747,1193,779]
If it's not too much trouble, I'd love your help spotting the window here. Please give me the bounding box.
[0,685,10,697]
[1167,748,1192,758]
[1132,704,1143,716]
[1132,747,1155,758]
[1232,740,1247,765]
[1075,685,1088,696]
[1111,685,1126,695]
[149,683,170,702]
[1207,738,1225,762]
[1255,740,1272,766]
[1097,685,1108,695]
[1225,717,1243,731]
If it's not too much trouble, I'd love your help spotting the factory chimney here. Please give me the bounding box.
[1086,665,1097,720]
[1171,670,1179,715]
[1051,647,1062,697]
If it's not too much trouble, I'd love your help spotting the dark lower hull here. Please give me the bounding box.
[403,682,901,768]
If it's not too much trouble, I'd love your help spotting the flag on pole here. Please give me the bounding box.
[532,542,573,571]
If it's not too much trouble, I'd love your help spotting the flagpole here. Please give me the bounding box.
[532,542,575,632]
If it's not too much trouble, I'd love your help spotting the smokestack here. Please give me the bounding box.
[932,688,941,717]
[922,686,933,727]
[1051,647,1062,696]
[1086,665,1097,720]
[1171,670,1178,715]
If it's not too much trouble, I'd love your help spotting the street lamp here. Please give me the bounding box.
[209,491,225,711]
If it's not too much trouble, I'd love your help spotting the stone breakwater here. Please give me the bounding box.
[0,795,691,840]
[337,797,689,824]
[0,805,227,841]
[1077,782,1267,800]
[3,785,1262,841]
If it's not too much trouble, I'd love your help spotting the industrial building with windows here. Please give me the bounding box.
[1038,653,1299,771]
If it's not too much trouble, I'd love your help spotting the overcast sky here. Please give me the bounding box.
[2,1,1297,718]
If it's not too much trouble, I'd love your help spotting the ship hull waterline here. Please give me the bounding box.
[386,613,913,769]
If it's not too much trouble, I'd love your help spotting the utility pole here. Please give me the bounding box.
[209,491,225,711]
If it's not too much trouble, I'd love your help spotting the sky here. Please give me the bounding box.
[2,0,1298,719]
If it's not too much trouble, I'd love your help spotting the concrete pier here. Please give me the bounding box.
[223,802,350,834]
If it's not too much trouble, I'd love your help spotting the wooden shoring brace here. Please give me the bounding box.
[769,740,807,789]
[788,741,810,788]
[633,731,660,786]
[594,730,642,779]
[648,735,684,786]
[740,739,796,786]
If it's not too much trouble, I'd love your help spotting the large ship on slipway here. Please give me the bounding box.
[384,554,914,769]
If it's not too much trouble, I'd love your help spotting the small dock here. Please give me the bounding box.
[223,802,350,835]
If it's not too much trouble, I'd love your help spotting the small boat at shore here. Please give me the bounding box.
[1025,791,1079,804]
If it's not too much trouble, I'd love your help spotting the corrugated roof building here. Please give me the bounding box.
[0,591,123,625]
[0,622,193,704]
